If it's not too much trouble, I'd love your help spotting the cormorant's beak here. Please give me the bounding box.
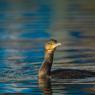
[54,43,61,48]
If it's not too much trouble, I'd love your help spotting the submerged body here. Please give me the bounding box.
[38,39,95,79]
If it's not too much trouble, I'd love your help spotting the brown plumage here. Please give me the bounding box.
[38,39,95,79]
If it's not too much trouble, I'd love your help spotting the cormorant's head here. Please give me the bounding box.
[45,39,61,53]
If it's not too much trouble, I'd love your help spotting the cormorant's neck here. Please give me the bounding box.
[44,51,54,64]
[39,50,54,78]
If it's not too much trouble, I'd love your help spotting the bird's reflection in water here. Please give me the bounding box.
[39,78,52,95]
[39,77,95,95]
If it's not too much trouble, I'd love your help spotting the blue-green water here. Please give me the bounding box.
[0,0,95,94]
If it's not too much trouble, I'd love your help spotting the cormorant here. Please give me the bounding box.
[38,39,95,79]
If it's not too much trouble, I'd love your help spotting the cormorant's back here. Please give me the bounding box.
[51,69,95,79]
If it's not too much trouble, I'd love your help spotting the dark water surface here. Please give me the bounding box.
[0,0,95,94]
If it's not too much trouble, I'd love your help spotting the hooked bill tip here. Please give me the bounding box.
[55,43,62,47]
